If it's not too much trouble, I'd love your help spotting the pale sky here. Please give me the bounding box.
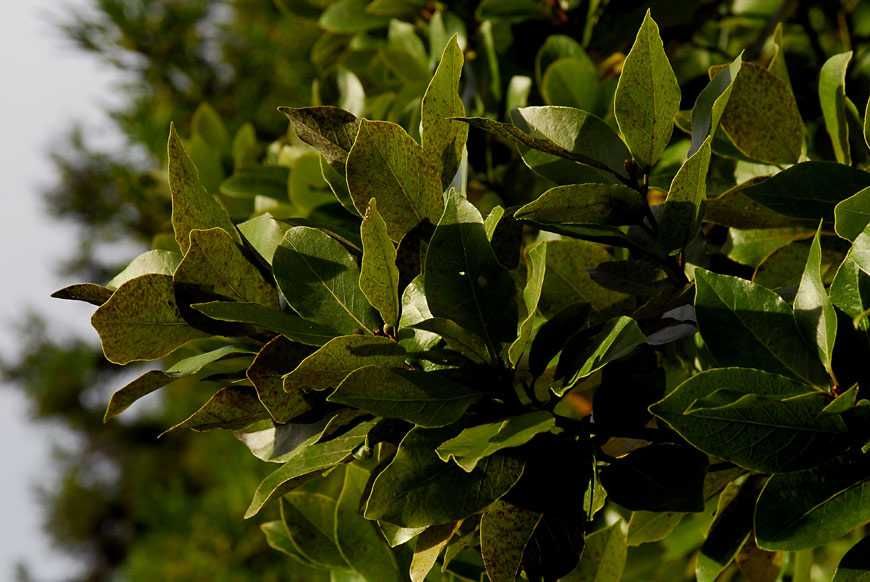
[0,1,123,578]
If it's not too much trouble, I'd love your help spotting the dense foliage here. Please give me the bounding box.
[37,0,870,580]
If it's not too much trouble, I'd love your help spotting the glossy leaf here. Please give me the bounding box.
[755,456,870,550]
[793,226,837,376]
[273,226,379,335]
[245,419,378,518]
[691,55,742,155]
[424,192,518,358]
[508,242,547,365]
[515,183,646,226]
[359,199,399,328]
[436,411,556,472]
[819,51,853,164]
[106,250,180,290]
[693,268,828,385]
[364,427,525,527]
[614,10,680,168]
[651,368,847,472]
[835,186,870,241]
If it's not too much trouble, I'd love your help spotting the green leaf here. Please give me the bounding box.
[191,102,230,153]
[232,123,258,170]
[562,520,628,582]
[865,97,870,152]
[515,183,646,226]
[704,178,796,229]
[480,500,542,582]
[245,419,378,518]
[281,470,350,570]
[599,444,708,512]
[106,250,180,290]
[535,35,587,87]
[328,366,482,428]
[723,228,813,267]
[696,477,759,582]
[834,536,870,581]
[220,166,289,200]
[755,456,870,550]
[457,116,625,179]
[410,523,456,582]
[541,58,601,113]
[528,303,591,379]
[174,228,278,308]
[359,199,400,328]
[166,385,268,433]
[104,345,249,421]
[436,411,556,472]
[346,120,443,241]
[335,462,403,582]
[712,62,803,164]
[691,55,742,155]
[273,226,379,335]
[539,239,627,316]
[424,192,518,358]
[283,335,407,393]
[554,316,646,394]
[511,106,630,181]
[192,301,337,346]
[836,186,870,241]
[237,213,291,265]
[364,427,525,527]
[238,410,366,464]
[693,268,828,385]
[421,34,467,188]
[509,243,547,365]
[741,162,870,223]
[658,136,713,250]
[819,51,853,165]
[830,249,870,326]
[167,124,239,254]
[51,283,113,306]
[650,368,847,472]
[613,10,680,168]
[794,226,837,376]
[91,274,205,365]
[319,0,389,33]
[854,225,870,275]
[247,336,315,423]
[280,106,359,167]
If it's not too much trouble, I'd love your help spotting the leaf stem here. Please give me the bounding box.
[793,549,813,582]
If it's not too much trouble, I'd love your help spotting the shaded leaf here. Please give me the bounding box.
[360,199,399,328]
[364,427,525,527]
[691,55,742,155]
[515,183,645,226]
[834,536,870,581]
[410,523,456,582]
[328,366,482,428]
[167,385,268,433]
[424,192,518,358]
[247,336,314,423]
[651,368,847,472]
[659,136,712,250]
[51,283,113,306]
[274,226,379,335]
[245,419,378,518]
[192,301,337,346]
[480,500,542,582]
[756,455,870,550]
[509,243,547,365]
[283,335,407,393]
[696,477,761,582]
[563,520,628,582]
[835,186,870,241]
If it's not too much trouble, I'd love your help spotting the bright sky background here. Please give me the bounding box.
[0,1,122,578]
